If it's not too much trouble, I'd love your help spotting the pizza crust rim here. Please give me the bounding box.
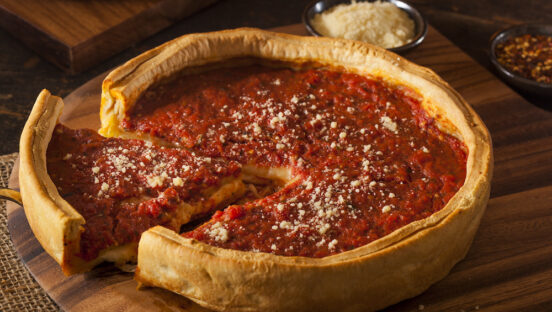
[98,28,492,311]
[19,90,85,274]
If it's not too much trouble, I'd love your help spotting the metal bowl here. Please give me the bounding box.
[489,23,552,98]
[302,0,427,54]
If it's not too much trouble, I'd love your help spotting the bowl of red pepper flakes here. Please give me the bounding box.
[490,23,552,97]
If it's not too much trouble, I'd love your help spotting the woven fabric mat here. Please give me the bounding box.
[0,153,60,311]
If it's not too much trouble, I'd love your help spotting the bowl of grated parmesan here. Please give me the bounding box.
[303,0,427,53]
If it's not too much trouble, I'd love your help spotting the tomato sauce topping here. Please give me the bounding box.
[47,125,241,260]
[123,65,467,258]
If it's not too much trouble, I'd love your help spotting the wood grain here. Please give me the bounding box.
[0,0,217,73]
[7,24,552,311]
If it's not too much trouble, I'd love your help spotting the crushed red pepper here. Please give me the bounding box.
[495,34,552,84]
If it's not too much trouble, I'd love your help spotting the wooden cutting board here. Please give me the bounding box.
[7,24,552,311]
[0,0,217,73]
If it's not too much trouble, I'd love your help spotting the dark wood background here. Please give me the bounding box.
[0,0,218,73]
[0,0,551,156]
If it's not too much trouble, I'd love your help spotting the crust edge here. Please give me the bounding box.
[19,89,86,274]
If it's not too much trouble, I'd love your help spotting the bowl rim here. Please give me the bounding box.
[488,23,552,90]
[302,0,427,53]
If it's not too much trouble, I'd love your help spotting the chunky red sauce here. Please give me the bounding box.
[47,125,240,260]
[122,65,467,257]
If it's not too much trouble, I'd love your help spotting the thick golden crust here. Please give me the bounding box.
[19,90,87,274]
[104,28,494,311]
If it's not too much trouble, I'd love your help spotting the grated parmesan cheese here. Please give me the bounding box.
[311,1,415,49]
[380,116,398,133]
[209,222,229,242]
[147,175,164,188]
[172,177,184,187]
[252,122,262,134]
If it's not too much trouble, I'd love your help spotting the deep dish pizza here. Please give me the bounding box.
[17,28,492,311]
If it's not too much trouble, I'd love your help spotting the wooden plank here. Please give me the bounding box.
[389,184,552,311]
[0,0,217,73]
[7,24,552,311]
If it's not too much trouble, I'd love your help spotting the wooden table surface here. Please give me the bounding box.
[1,1,552,311]
[0,0,218,73]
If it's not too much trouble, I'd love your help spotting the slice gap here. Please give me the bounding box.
[179,174,284,233]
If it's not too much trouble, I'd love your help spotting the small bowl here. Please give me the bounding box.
[489,23,552,98]
[302,0,427,54]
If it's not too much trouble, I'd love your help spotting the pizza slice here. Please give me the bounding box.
[20,90,245,274]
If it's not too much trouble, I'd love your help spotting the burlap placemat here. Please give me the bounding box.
[0,153,60,311]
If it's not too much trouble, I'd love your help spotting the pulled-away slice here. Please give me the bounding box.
[20,90,245,274]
